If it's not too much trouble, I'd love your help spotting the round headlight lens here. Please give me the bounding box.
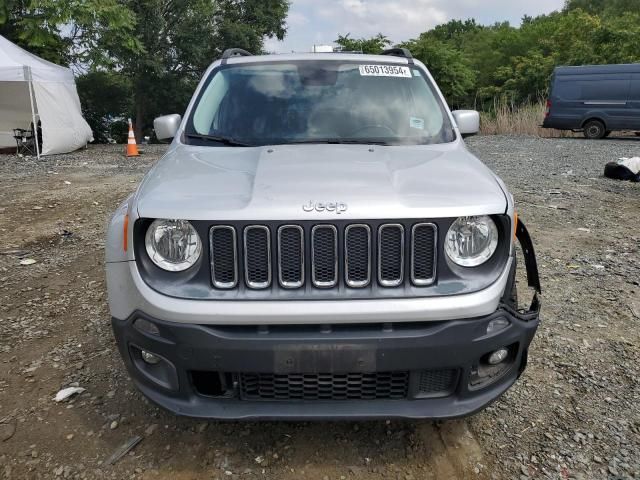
[445,216,498,267]
[145,219,202,271]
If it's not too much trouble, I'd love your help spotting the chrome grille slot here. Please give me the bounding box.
[243,226,271,289]
[278,225,304,288]
[311,225,338,288]
[209,226,237,289]
[411,223,437,286]
[345,224,371,287]
[378,224,404,287]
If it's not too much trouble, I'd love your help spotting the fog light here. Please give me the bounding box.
[487,318,509,334]
[488,348,509,365]
[141,350,160,365]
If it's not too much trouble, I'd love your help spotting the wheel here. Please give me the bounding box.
[583,120,606,139]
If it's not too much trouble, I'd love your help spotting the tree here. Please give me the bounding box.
[429,19,481,48]
[0,0,139,66]
[77,72,132,143]
[564,0,640,15]
[104,0,290,140]
[335,33,391,54]
[490,53,556,102]
[2,0,288,142]
[401,36,476,107]
[594,12,640,63]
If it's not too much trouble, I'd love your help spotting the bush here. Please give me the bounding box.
[480,99,574,137]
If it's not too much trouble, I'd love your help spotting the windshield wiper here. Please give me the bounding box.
[282,138,390,146]
[185,133,253,147]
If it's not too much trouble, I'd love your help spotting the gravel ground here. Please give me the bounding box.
[0,137,639,480]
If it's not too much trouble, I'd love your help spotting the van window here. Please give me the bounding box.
[555,81,580,100]
[580,79,629,101]
[555,76,630,102]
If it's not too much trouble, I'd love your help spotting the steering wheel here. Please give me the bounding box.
[346,124,397,137]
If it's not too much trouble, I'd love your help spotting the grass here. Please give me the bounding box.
[479,99,575,138]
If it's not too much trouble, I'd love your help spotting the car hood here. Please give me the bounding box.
[135,142,507,220]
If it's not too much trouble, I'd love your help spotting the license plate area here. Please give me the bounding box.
[273,344,376,374]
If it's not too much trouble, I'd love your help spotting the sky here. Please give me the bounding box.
[265,0,566,53]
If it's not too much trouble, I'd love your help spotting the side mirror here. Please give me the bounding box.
[153,114,182,141]
[452,110,480,138]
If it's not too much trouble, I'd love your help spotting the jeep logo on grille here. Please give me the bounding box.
[302,201,348,214]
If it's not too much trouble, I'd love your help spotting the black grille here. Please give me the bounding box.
[278,226,304,288]
[210,226,237,288]
[240,371,409,400]
[312,225,338,287]
[378,225,404,286]
[208,221,437,293]
[411,224,436,285]
[416,369,457,398]
[244,226,271,288]
[345,225,371,287]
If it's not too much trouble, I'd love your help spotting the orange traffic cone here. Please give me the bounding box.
[126,118,140,157]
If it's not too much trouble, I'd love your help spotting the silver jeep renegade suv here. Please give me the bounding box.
[105,48,541,419]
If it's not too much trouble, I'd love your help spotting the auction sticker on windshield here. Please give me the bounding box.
[359,65,411,78]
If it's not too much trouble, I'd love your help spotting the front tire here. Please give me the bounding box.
[583,120,606,139]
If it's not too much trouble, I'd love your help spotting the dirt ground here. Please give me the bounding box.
[1,136,639,480]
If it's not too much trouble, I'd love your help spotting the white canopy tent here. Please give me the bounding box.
[0,35,92,157]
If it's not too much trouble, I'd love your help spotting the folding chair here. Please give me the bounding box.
[13,128,37,156]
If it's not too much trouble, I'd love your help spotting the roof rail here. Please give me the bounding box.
[221,48,253,64]
[380,48,414,64]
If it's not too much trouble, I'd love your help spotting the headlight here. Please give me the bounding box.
[445,216,498,267]
[145,219,202,271]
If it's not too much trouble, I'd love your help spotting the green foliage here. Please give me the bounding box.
[76,72,132,143]
[5,0,640,140]
[335,33,391,54]
[107,0,290,139]
[401,36,476,107]
[0,0,139,65]
[428,19,481,48]
[337,5,640,109]
[1,0,70,63]
[564,0,640,15]
[2,0,288,142]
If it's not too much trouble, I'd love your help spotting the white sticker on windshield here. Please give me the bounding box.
[410,117,425,130]
[359,65,411,78]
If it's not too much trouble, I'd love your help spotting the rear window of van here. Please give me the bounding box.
[555,76,630,101]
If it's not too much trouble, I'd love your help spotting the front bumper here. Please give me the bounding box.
[111,304,539,420]
[110,220,542,419]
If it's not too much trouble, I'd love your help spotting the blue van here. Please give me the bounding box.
[542,64,640,139]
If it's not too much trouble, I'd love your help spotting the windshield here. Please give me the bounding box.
[186,60,455,147]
